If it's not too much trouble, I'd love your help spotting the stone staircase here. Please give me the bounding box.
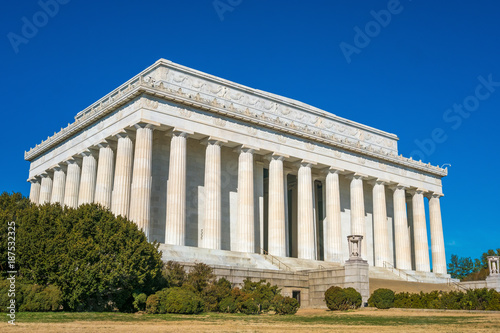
[158,243,278,270]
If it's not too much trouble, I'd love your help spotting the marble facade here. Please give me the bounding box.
[25,59,448,274]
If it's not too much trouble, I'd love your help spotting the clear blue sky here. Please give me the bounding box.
[1,0,498,262]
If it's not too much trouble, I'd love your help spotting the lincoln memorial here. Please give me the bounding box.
[25,59,451,304]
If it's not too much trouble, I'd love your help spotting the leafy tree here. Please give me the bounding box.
[162,260,186,288]
[0,193,165,312]
[185,262,215,293]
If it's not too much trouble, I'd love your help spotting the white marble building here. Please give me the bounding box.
[25,59,448,274]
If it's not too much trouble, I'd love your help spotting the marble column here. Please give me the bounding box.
[111,131,134,218]
[411,189,430,272]
[201,139,224,250]
[39,173,53,204]
[372,180,391,267]
[63,158,80,208]
[94,141,114,209]
[50,166,66,204]
[165,130,189,246]
[267,154,287,257]
[392,185,412,270]
[236,147,255,253]
[297,161,315,260]
[28,178,41,204]
[349,174,366,259]
[129,124,154,238]
[325,168,343,262]
[78,150,97,205]
[428,193,447,274]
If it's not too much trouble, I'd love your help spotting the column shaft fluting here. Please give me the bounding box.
[236,148,254,253]
[201,140,222,249]
[39,174,53,204]
[129,125,153,238]
[64,160,80,208]
[325,169,342,262]
[373,181,390,267]
[393,186,412,270]
[111,133,133,218]
[94,143,114,209]
[50,168,66,204]
[78,152,97,205]
[29,179,41,204]
[350,175,366,259]
[165,132,188,245]
[412,190,430,272]
[297,162,315,260]
[268,155,286,257]
[429,195,447,274]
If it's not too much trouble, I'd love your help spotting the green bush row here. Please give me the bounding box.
[367,287,500,311]
[394,288,500,311]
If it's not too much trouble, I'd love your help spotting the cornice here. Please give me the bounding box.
[24,59,448,178]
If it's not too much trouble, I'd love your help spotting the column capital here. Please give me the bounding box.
[64,157,81,166]
[96,140,112,149]
[345,172,369,180]
[234,144,259,154]
[169,127,193,138]
[27,176,40,183]
[40,172,50,178]
[388,183,409,191]
[368,178,390,186]
[407,187,428,195]
[114,129,135,140]
[133,120,160,130]
[265,152,289,162]
[200,136,227,146]
[425,192,444,199]
[297,159,316,169]
[80,149,98,159]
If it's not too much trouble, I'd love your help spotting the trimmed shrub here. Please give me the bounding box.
[145,294,160,314]
[149,287,204,314]
[203,277,232,312]
[19,284,63,312]
[133,293,147,312]
[368,288,394,309]
[272,294,300,315]
[324,286,362,311]
[241,278,280,313]
[219,296,238,313]
[240,299,259,315]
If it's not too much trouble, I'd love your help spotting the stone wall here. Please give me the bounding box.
[180,260,370,309]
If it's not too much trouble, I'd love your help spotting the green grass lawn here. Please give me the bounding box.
[14,311,485,327]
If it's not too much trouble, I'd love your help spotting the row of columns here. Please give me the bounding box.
[28,125,446,274]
